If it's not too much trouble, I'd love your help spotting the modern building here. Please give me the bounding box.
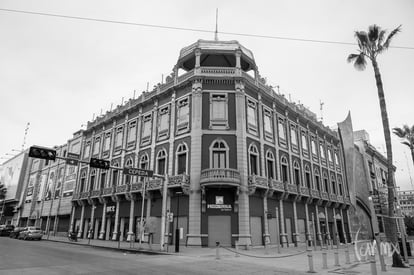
[70,39,352,247]
[0,151,30,225]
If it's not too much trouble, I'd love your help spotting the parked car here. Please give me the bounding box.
[0,224,15,236]
[18,227,43,240]
[9,227,27,239]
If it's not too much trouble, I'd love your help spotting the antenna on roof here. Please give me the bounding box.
[21,122,30,151]
[214,8,219,41]
[319,100,324,122]
[133,90,136,99]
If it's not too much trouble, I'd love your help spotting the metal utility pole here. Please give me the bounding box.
[138,178,147,248]
[175,191,182,253]
[160,174,168,251]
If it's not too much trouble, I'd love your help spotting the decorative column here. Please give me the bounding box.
[340,209,347,243]
[235,50,241,76]
[279,200,287,247]
[99,202,107,239]
[127,194,136,241]
[87,203,95,239]
[315,205,322,245]
[187,79,203,246]
[195,48,201,74]
[112,200,120,240]
[235,81,251,247]
[324,206,331,247]
[69,204,76,233]
[305,203,310,244]
[77,203,85,238]
[293,200,299,246]
[346,208,352,242]
[333,208,338,245]
[262,191,270,245]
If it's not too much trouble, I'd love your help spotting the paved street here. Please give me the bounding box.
[0,237,306,274]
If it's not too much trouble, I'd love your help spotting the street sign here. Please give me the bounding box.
[67,152,80,159]
[123,167,153,177]
[167,212,174,222]
[66,152,80,166]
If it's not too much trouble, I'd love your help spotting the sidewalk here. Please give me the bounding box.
[42,236,414,274]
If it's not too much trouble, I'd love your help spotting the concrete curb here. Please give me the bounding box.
[43,237,169,256]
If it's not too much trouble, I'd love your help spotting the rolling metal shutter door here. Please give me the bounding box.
[208,216,231,247]
[250,216,263,246]
[268,218,278,244]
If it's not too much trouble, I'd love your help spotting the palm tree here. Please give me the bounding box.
[393,125,414,166]
[347,24,403,267]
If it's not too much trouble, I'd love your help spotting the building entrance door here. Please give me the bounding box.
[250,216,263,246]
[208,216,231,247]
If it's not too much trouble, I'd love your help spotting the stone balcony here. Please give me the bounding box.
[79,191,90,200]
[284,182,298,195]
[147,178,163,191]
[344,196,351,205]
[248,175,269,193]
[269,179,285,193]
[320,191,329,201]
[168,174,190,188]
[310,189,320,199]
[329,193,337,202]
[130,182,144,193]
[299,186,310,197]
[90,190,101,198]
[337,195,344,203]
[101,186,115,197]
[200,168,241,187]
[72,193,80,200]
[115,184,130,194]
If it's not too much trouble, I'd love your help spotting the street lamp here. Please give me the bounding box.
[175,191,183,253]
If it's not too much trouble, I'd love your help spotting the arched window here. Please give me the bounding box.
[266,151,275,180]
[293,161,301,186]
[314,169,321,191]
[176,143,188,175]
[156,150,167,175]
[281,156,289,183]
[210,140,229,169]
[124,158,133,185]
[323,172,329,193]
[79,171,86,192]
[112,162,119,186]
[304,165,311,188]
[89,169,96,190]
[331,175,337,194]
[248,144,259,175]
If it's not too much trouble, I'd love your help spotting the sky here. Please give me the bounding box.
[0,0,413,190]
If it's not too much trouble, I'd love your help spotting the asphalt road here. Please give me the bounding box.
[0,237,305,274]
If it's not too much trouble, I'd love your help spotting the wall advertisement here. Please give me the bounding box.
[0,153,26,201]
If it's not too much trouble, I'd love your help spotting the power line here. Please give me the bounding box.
[1,7,413,50]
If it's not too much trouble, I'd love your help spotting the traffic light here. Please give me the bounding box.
[89,158,110,170]
[29,146,56,161]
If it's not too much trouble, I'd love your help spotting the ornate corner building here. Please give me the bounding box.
[66,39,352,247]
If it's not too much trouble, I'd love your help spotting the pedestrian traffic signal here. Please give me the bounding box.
[89,158,110,170]
[28,146,56,161]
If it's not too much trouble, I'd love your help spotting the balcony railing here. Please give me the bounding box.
[284,182,298,195]
[72,193,80,200]
[90,190,101,198]
[248,175,269,189]
[200,168,241,186]
[337,196,344,203]
[269,179,285,192]
[147,178,163,190]
[130,182,144,192]
[344,197,351,205]
[168,174,190,187]
[320,191,329,201]
[299,186,310,196]
[116,184,130,194]
[101,187,114,196]
[200,67,236,76]
[79,191,90,199]
[311,189,320,198]
[329,193,337,201]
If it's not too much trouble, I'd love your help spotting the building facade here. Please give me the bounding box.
[397,190,414,217]
[69,40,352,247]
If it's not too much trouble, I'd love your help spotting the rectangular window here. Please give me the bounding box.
[158,106,170,139]
[250,154,258,175]
[319,142,326,159]
[301,132,308,152]
[177,154,187,174]
[141,113,152,145]
[311,138,317,156]
[176,97,190,132]
[210,94,228,129]
[93,137,100,155]
[103,132,111,152]
[267,160,274,179]
[246,100,257,132]
[290,125,298,147]
[70,141,80,154]
[327,147,333,163]
[127,121,137,144]
[115,127,123,148]
[213,151,226,168]
[263,109,273,140]
[83,141,91,159]
[278,119,286,141]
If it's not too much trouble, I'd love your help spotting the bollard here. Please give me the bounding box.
[215,242,221,260]
[322,248,328,269]
[235,241,240,258]
[408,255,414,275]
[345,244,351,264]
[370,254,378,275]
[334,249,340,266]
[307,248,316,273]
